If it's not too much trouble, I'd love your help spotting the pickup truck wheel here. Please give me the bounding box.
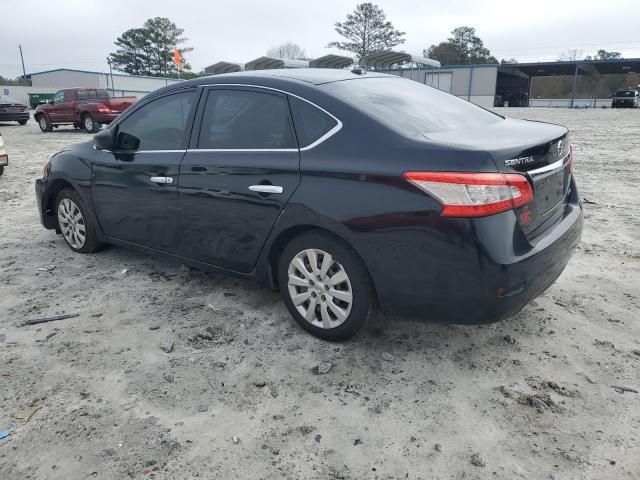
[37,115,53,132]
[0,166,4,176]
[82,114,100,133]
[18,120,27,126]
[55,188,104,253]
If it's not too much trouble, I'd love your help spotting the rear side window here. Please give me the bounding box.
[115,91,195,151]
[326,77,502,136]
[289,97,338,148]
[198,89,295,149]
[77,90,89,100]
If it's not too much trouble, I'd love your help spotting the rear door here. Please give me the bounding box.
[92,89,197,252]
[176,86,300,273]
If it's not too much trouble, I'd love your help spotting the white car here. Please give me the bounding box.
[0,132,8,176]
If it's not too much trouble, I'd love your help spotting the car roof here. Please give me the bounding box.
[189,68,391,86]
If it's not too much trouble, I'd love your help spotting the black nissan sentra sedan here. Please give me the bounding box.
[35,69,583,340]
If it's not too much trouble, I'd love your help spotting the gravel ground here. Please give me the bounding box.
[0,108,638,479]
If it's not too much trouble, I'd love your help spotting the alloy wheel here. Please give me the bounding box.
[287,248,353,329]
[57,198,87,249]
[84,116,93,131]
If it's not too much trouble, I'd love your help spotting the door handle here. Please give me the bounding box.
[150,176,174,184]
[249,185,283,194]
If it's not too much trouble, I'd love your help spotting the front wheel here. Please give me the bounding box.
[55,188,104,253]
[18,120,27,126]
[0,166,4,176]
[82,114,100,133]
[37,115,53,132]
[278,232,375,341]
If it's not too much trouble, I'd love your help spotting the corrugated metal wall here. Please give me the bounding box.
[0,85,59,107]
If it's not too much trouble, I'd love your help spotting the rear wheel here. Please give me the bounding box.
[278,232,375,341]
[37,115,53,132]
[55,188,104,253]
[0,166,4,176]
[18,119,27,126]
[82,114,100,133]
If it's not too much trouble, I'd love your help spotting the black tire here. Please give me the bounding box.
[277,231,375,341]
[82,114,100,133]
[37,114,53,132]
[0,166,4,176]
[18,119,27,126]
[55,188,104,253]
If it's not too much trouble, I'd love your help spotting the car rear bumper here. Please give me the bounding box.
[0,111,30,121]
[361,180,583,323]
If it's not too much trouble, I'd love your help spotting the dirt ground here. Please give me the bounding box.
[0,108,638,480]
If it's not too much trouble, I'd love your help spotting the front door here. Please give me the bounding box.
[60,89,76,122]
[47,90,66,122]
[92,89,197,252]
[177,87,300,273]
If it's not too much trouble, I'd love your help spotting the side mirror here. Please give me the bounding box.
[94,129,115,151]
[115,132,140,151]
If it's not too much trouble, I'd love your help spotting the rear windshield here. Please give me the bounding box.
[615,90,635,97]
[0,95,21,104]
[325,77,502,136]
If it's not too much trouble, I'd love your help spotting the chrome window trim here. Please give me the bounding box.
[527,153,570,175]
[187,148,298,153]
[198,83,343,151]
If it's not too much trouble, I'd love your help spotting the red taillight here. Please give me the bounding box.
[96,103,111,113]
[403,171,534,217]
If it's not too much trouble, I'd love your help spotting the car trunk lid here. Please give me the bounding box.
[424,118,571,239]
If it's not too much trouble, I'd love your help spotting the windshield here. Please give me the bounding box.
[615,90,635,97]
[325,76,503,137]
[0,95,22,104]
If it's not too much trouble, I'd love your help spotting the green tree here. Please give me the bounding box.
[425,26,498,65]
[108,17,191,77]
[595,49,622,60]
[327,3,405,57]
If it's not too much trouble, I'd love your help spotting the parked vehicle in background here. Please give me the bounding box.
[0,132,8,176]
[611,89,639,108]
[34,88,137,133]
[0,95,29,125]
[35,70,583,340]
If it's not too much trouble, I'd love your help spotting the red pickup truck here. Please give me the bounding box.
[34,88,137,133]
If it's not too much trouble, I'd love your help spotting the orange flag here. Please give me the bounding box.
[172,48,184,71]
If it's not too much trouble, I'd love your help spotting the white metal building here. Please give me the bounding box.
[28,68,180,98]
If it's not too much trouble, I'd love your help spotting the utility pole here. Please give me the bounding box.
[106,58,116,96]
[19,45,27,85]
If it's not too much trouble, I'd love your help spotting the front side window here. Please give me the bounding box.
[289,97,338,148]
[115,90,195,151]
[198,89,295,149]
[63,90,75,102]
[52,91,64,104]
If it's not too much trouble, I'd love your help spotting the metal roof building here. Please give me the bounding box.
[244,57,309,70]
[26,68,180,97]
[204,62,243,75]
